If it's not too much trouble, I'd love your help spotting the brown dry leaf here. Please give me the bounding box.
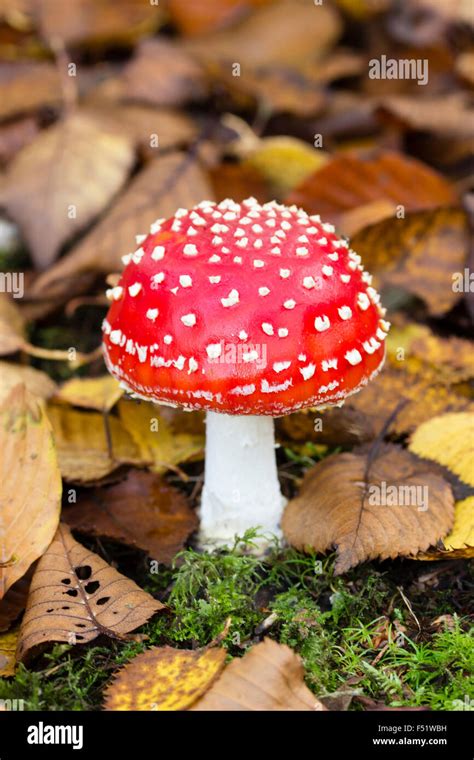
[0,361,57,404]
[186,0,341,69]
[0,295,26,355]
[63,470,198,564]
[168,0,271,36]
[0,111,135,270]
[352,207,469,317]
[377,94,474,139]
[287,150,457,223]
[46,403,144,483]
[282,443,455,574]
[104,645,227,710]
[54,376,122,413]
[0,385,61,599]
[456,52,474,86]
[0,116,39,165]
[337,200,397,237]
[193,639,326,710]
[0,62,60,122]
[31,152,214,298]
[17,524,164,662]
[36,0,163,47]
[118,399,204,474]
[122,38,207,107]
[0,629,18,677]
[210,162,268,204]
[0,572,32,633]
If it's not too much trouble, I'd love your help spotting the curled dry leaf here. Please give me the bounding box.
[409,413,474,487]
[16,524,164,663]
[0,629,18,677]
[54,375,123,413]
[63,470,198,564]
[193,639,326,711]
[286,151,457,224]
[31,152,214,298]
[104,645,227,710]
[0,62,60,122]
[0,571,32,633]
[282,443,455,574]
[0,111,135,270]
[0,361,57,405]
[0,385,61,599]
[352,207,469,317]
[46,403,144,483]
[122,38,207,107]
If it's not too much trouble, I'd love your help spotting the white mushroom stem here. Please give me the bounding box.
[199,411,286,550]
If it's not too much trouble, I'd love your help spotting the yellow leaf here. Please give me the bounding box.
[104,646,227,711]
[409,413,474,487]
[444,497,474,551]
[0,385,61,599]
[244,136,328,197]
[118,399,204,474]
[46,403,144,483]
[0,629,18,677]
[55,375,123,412]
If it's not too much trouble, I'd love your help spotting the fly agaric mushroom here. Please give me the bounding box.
[102,198,388,549]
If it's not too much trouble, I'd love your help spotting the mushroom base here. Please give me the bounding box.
[199,412,286,551]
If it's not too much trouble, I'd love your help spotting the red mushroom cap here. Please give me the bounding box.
[102,198,388,415]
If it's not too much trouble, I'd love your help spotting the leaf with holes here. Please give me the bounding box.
[282,443,455,574]
[0,385,61,599]
[192,639,326,710]
[104,645,227,710]
[63,470,198,564]
[16,524,164,662]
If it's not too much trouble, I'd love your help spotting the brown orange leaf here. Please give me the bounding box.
[193,639,326,710]
[282,443,455,574]
[16,524,164,662]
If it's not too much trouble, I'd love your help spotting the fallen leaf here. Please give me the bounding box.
[0,116,39,165]
[0,62,60,122]
[0,361,57,404]
[118,399,204,474]
[0,295,26,355]
[54,376,123,413]
[104,645,227,710]
[337,200,397,237]
[46,403,144,483]
[282,443,455,574]
[377,93,474,140]
[0,572,32,633]
[167,0,270,36]
[210,162,268,204]
[31,152,215,298]
[287,150,457,223]
[352,207,469,317]
[243,137,329,197]
[186,0,341,69]
[193,639,326,710]
[16,524,164,662]
[122,38,207,107]
[0,629,18,677]
[63,470,198,564]
[0,385,61,599]
[409,413,474,487]
[0,111,135,270]
[443,497,474,552]
[36,0,163,46]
